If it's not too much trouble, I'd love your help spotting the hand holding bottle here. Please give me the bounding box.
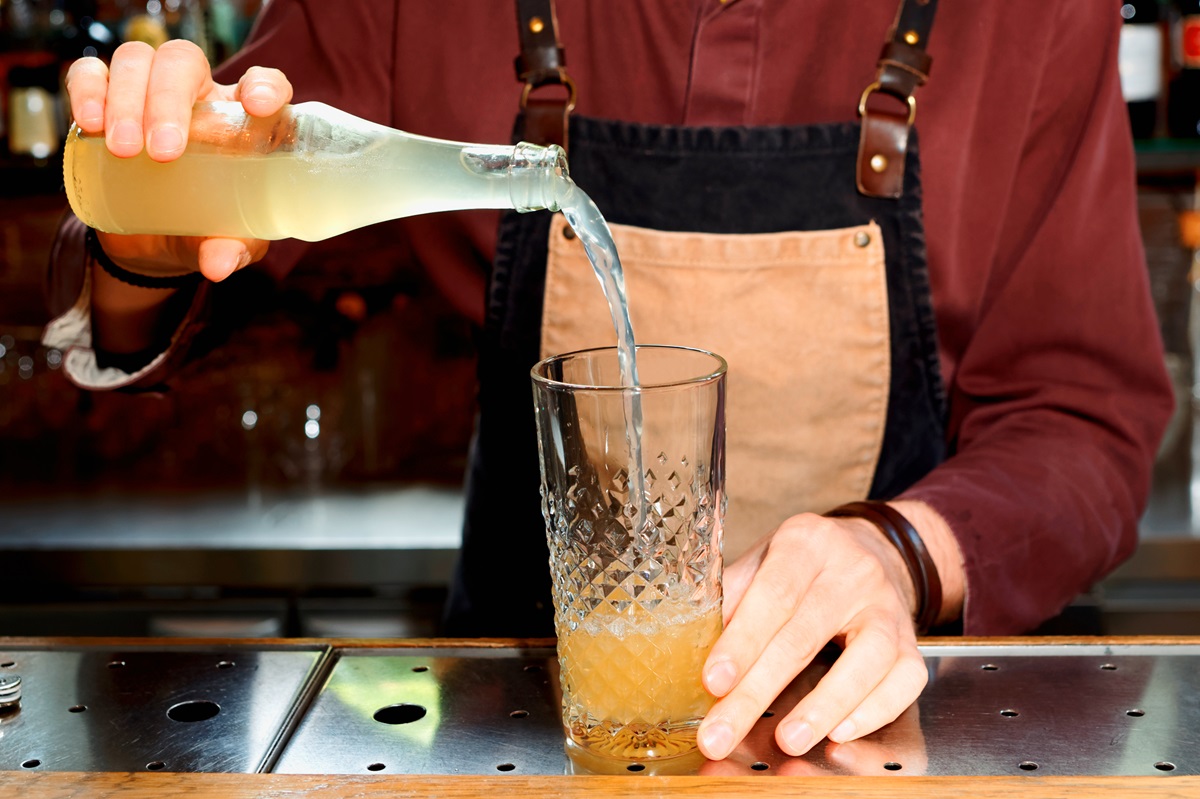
[64,39,293,282]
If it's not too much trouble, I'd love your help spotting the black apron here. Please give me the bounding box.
[445,0,945,637]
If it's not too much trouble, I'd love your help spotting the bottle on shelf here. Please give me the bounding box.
[1170,0,1200,138]
[63,101,570,242]
[1120,0,1164,139]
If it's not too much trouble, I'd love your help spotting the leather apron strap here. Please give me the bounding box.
[857,0,940,198]
[513,0,940,197]
[513,0,575,150]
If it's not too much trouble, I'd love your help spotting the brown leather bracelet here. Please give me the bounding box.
[86,227,200,290]
[825,500,943,633]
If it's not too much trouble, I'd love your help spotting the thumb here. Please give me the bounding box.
[196,237,260,282]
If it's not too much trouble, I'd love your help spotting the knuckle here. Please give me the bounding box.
[857,618,900,653]
[156,38,205,61]
[114,40,155,61]
[66,56,104,80]
[897,653,929,691]
[244,66,285,83]
[774,616,821,660]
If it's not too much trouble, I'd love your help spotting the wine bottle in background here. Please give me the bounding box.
[1170,0,1200,137]
[1120,0,1163,139]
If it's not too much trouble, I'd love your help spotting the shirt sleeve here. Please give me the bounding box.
[901,8,1175,634]
[41,0,398,390]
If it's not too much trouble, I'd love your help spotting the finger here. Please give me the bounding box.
[65,57,110,133]
[824,645,928,745]
[196,237,267,282]
[234,67,294,117]
[720,536,769,624]
[143,39,216,161]
[773,614,919,756]
[699,588,842,760]
[703,522,824,699]
[103,41,156,157]
[824,704,929,776]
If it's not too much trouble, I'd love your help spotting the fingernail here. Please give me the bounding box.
[111,121,141,147]
[704,659,738,696]
[698,719,734,759]
[78,101,104,126]
[150,125,184,156]
[830,718,857,742]
[236,249,252,269]
[243,83,277,105]
[779,720,813,755]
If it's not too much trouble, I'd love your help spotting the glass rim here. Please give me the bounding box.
[531,344,728,392]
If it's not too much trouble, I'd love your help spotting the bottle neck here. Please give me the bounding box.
[460,141,570,213]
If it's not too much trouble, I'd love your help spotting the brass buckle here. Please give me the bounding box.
[520,70,578,113]
[858,80,916,126]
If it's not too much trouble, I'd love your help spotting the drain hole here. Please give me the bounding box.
[627,763,646,772]
[761,710,775,718]
[373,704,427,725]
[367,763,385,772]
[0,661,15,669]
[216,661,235,670]
[68,705,87,713]
[21,759,40,769]
[1127,709,1145,717]
[167,700,221,723]
[1155,762,1176,772]
[523,664,542,673]
[497,763,516,772]
[1018,761,1039,771]
[411,666,429,673]
[1100,663,1118,671]
[884,762,902,771]
[107,660,126,669]
[146,761,166,771]
[1000,709,1020,717]
[980,664,999,671]
[750,761,770,771]
[509,710,529,718]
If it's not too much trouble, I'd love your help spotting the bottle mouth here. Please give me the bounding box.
[510,141,570,212]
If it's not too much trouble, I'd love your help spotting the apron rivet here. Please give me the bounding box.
[869,153,889,173]
[854,231,872,248]
[528,16,545,34]
[904,30,920,46]
[562,225,576,240]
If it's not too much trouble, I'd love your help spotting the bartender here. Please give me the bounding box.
[45,0,1172,764]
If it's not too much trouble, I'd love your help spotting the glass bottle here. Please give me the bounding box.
[1119,0,1163,139]
[62,101,570,242]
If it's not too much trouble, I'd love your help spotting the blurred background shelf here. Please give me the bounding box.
[4,1,1200,638]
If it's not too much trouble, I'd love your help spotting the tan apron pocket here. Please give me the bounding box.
[542,216,890,560]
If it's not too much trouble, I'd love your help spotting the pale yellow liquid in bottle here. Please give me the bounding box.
[63,123,526,242]
[558,600,722,759]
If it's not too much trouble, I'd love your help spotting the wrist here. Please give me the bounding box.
[826,500,944,633]
[86,227,200,290]
[888,498,965,626]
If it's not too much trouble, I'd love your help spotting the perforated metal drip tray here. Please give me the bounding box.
[275,643,1200,778]
[1,642,1196,777]
[0,643,328,773]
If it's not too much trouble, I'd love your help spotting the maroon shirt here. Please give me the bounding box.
[52,0,1174,633]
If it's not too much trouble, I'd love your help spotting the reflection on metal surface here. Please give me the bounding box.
[2,642,1197,777]
[275,644,1199,777]
[0,645,325,773]
[275,648,562,775]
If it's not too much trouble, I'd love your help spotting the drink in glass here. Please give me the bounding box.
[532,345,726,759]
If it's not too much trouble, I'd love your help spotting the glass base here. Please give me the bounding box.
[567,717,701,760]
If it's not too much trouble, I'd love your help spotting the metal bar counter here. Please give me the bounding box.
[0,636,1197,797]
